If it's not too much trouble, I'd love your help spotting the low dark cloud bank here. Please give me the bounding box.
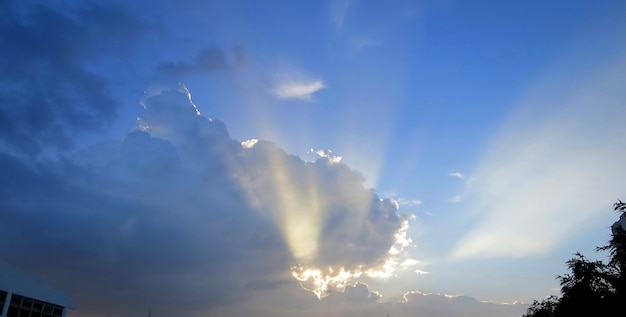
[0,83,408,316]
[0,0,146,156]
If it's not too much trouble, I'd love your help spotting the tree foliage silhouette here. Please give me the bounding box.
[523,200,626,317]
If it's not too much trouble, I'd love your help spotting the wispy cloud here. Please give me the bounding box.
[396,198,422,207]
[448,172,465,180]
[449,195,463,203]
[272,79,326,100]
[269,64,326,100]
[330,0,351,33]
[348,34,382,54]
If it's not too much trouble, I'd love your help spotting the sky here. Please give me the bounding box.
[1,0,626,316]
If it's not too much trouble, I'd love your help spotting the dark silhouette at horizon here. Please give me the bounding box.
[524,200,626,317]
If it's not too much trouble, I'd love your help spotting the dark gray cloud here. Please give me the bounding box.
[0,1,408,315]
[0,0,247,158]
[206,283,528,317]
[0,2,426,316]
[0,85,410,316]
[0,0,146,156]
[156,46,230,79]
[232,44,248,67]
[326,283,382,303]
[396,292,528,317]
[0,1,527,312]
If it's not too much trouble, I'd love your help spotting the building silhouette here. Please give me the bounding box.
[0,262,76,317]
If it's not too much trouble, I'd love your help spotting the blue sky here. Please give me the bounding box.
[1,1,626,316]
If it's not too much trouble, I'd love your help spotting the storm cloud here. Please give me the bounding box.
[0,84,411,316]
[0,0,146,155]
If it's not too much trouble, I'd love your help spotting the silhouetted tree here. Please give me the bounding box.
[523,200,626,317]
[523,296,558,317]
[596,199,626,310]
[553,253,613,316]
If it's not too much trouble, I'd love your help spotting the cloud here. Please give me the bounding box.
[232,44,248,67]
[269,64,326,100]
[448,172,465,180]
[398,291,528,317]
[449,50,626,260]
[235,135,412,298]
[315,149,342,163]
[0,85,411,316]
[241,138,259,149]
[326,0,388,56]
[156,46,230,79]
[348,35,382,53]
[325,282,382,303]
[0,0,145,156]
[395,198,422,207]
[208,285,527,317]
[450,195,463,203]
[330,0,351,33]
[272,79,326,100]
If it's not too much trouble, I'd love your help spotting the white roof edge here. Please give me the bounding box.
[0,261,76,309]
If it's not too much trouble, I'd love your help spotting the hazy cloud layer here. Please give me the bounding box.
[210,283,527,317]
